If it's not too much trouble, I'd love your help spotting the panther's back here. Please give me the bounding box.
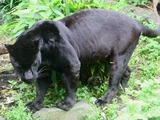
[60,9,141,61]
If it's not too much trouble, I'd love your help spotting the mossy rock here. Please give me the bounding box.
[33,101,96,120]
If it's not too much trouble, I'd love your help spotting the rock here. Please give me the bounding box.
[0,116,5,120]
[33,101,96,120]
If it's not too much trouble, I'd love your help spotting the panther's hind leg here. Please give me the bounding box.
[95,44,136,106]
[120,66,131,89]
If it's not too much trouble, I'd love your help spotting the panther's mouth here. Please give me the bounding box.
[21,78,34,84]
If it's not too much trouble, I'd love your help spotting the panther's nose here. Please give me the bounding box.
[24,70,33,80]
[21,70,35,84]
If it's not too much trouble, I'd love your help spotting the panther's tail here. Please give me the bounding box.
[141,24,160,37]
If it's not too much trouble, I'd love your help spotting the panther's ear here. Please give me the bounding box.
[33,40,40,48]
[5,44,14,53]
[40,21,60,42]
[156,2,160,16]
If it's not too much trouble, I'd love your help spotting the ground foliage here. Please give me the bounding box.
[0,0,160,120]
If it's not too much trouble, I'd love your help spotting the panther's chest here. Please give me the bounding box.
[41,52,70,73]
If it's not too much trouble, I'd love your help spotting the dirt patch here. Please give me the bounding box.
[0,70,18,90]
[0,54,18,106]
[0,54,18,90]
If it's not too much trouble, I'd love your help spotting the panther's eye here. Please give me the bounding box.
[16,65,22,70]
[32,62,37,66]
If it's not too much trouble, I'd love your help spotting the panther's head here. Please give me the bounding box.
[5,35,41,84]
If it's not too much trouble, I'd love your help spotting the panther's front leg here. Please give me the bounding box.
[56,64,80,111]
[26,68,52,112]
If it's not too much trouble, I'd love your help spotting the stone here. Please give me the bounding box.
[33,101,96,120]
[0,116,5,120]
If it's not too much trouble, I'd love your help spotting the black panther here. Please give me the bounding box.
[5,9,160,112]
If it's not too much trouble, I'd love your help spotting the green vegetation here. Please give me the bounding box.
[1,0,123,40]
[0,0,160,120]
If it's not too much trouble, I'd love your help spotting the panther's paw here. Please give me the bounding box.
[26,101,42,112]
[95,98,108,106]
[56,99,75,111]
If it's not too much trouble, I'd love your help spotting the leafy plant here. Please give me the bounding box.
[0,0,109,40]
[5,99,32,120]
[107,0,127,10]
[0,0,22,23]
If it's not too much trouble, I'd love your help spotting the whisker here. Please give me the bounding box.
[38,72,49,76]
[38,66,46,73]
[37,73,50,78]
[37,66,51,79]
[38,66,49,74]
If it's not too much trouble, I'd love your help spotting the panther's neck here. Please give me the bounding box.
[39,40,59,66]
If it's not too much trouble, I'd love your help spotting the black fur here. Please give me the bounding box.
[5,9,160,112]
